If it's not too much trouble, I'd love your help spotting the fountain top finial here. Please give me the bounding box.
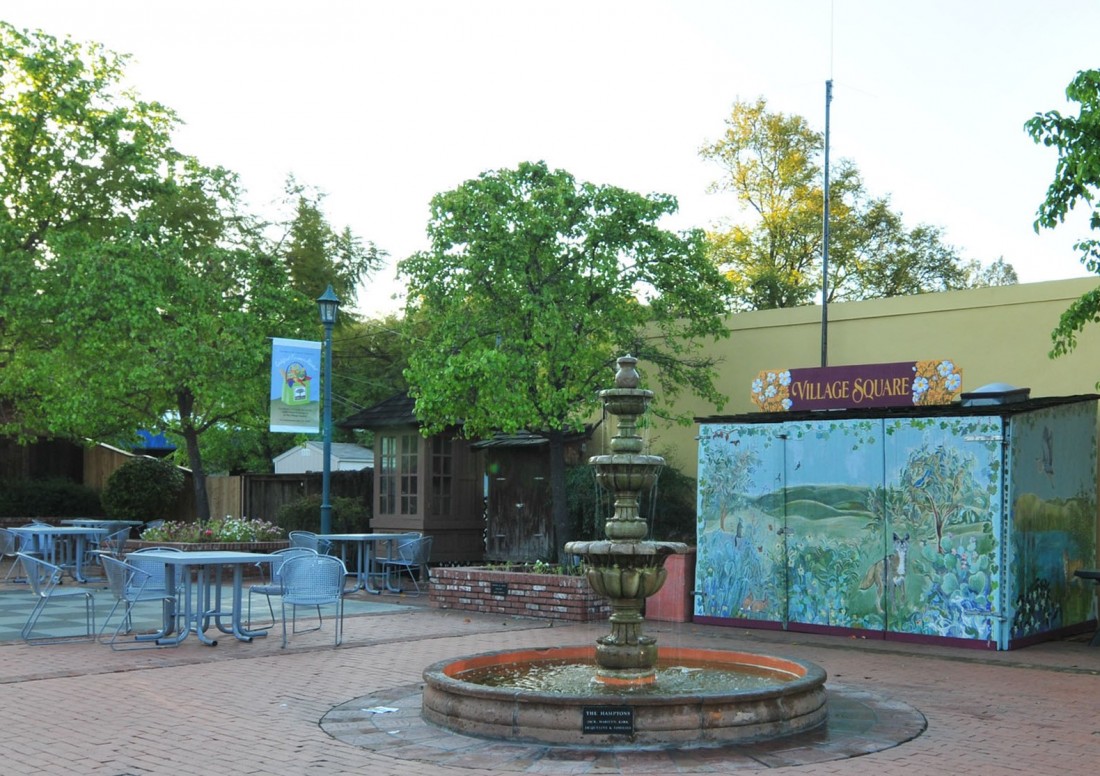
[614,354,640,389]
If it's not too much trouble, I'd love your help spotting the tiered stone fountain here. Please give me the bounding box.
[422,355,827,747]
[562,354,688,683]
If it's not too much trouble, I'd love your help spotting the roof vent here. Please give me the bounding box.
[960,382,1031,407]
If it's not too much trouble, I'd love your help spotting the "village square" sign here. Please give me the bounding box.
[750,360,963,412]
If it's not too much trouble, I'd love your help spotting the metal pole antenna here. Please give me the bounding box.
[821,79,832,368]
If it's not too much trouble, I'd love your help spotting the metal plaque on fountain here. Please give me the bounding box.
[582,706,634,735]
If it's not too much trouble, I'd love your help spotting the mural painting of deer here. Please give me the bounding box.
[859,533,910,613]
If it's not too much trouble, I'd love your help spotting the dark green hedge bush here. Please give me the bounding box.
[101,457,185,522]
[0,478,104,517]
[275,494,371,534]
[567,462,697,545]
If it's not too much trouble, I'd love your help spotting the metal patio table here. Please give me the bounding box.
[9,525,108,583]
[60,519,145,530]
[318,533,412,593]
[128,550,276,646]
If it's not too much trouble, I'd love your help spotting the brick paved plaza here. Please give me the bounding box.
[0,583,1097,775]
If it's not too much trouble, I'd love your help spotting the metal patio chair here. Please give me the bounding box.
[382,534,433,595]
[17,552,96,644]
[98,555,180,650]
[98,526,132,558]
[1,527,24,582]
[83,526,132,580]
[289,530,333,555]
[280,554,346,648]
[247,547,318,629]
[127,546,187,599]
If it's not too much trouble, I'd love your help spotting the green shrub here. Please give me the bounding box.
[648,465,697,544]
[101,457,185,522]
[567,462,697,545]
[275,494,371,534]
[567,465,610,542]
[0,478,104,517]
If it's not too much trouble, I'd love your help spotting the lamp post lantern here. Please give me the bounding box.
[317,284,340,535]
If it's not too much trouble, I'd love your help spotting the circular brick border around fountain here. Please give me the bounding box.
[321,680,926,770]
[421,646,828,747]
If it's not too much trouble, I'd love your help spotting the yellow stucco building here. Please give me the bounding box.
[649,277,1100,478]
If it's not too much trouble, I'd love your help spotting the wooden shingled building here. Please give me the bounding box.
[338,393,485,564]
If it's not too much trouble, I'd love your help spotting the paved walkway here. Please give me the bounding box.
[0,583,1097,775]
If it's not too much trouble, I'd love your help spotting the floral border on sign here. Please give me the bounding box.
[750,370,792,412]
[912,359,963,406]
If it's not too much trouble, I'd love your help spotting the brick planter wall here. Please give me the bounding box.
[125,540,290,553]
[430,567,611,622]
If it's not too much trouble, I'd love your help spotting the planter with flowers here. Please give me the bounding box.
[126,516,289,557]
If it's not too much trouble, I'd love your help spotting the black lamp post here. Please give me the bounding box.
[317,284,340,535]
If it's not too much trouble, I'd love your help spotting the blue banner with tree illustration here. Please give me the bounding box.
[269,338,320,433]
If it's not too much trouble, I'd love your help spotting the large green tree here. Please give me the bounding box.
[11,156,309,519]
[191,181,387,476]
[279,177,385,314]
[701,97,1016,310]
[1026,69,1100,359]
[0,22,178,373]
[399,161,734,557]
[0,23,360,518]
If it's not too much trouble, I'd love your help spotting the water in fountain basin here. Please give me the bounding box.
[456,657,797,696]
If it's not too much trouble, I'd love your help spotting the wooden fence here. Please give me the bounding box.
[241,471,372,523]
[3,440,371,527]
[84,445,376,523]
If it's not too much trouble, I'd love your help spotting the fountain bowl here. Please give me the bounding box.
[422,645,827,747]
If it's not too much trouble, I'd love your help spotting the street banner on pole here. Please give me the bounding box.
[270,338,321,433]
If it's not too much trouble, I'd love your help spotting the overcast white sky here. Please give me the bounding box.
[5,1,1098,316]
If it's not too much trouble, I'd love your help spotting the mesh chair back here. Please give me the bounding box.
[2,528,28,581]
[279,554,347,647]
[289,531,333,555]
[383,535,432,594]
[19,553,62,598]
[246,547,317,628]
[128,547,183,594]
[99,555,177,650]
[17,552,95,643]
[282,554,346,604]
[0,528,16,558]
[267,548,317,588]
[399,535,432,563]
[101,555,139,601]
[100,527,132,558]
[289,531,319,550]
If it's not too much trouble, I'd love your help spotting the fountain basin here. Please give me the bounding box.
[422,645,827,747]
[589,453,664,491]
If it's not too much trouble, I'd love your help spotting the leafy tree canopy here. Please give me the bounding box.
[0,22,377,518]
[398,160,734,555]
[277,176,386,322]
[399,160,734,437]
[1026,69,1100,358]
[701,97,1016,311]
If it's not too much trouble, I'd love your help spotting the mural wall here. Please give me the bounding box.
[1007,403,1097,641]
[695,401,1097,649]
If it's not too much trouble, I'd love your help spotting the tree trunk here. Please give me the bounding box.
[547,428,570,562]
[176,388,211,522]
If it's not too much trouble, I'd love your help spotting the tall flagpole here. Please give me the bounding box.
[821,79,832,368]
